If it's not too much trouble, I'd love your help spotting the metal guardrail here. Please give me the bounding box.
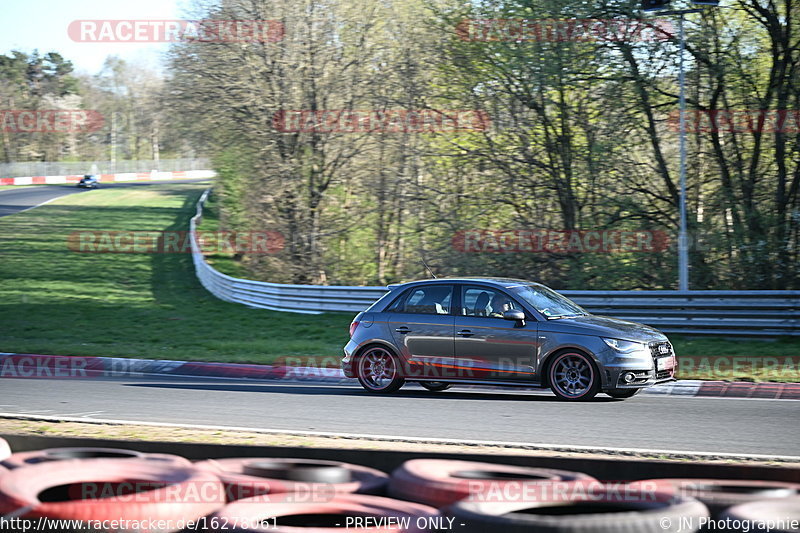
[190,190,386,315]
[190,190,799,336]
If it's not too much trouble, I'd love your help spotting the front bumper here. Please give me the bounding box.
[605,365,676,390]
[601,342,677,390]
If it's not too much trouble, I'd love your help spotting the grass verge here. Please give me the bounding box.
[0,185,30,190]
[194,191,250,278]
[0,183,351,363]
[0,183,797,379]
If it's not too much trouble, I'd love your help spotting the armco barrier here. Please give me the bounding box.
[190,190,800,336]
[190,189,386,315]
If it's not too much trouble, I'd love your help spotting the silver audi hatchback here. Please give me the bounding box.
[342,278,676,401]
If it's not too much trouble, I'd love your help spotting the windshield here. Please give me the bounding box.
[509,284,586,319]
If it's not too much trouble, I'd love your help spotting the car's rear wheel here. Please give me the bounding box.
[419,381,451,392]
[548,351,600,401]
[606,388,640,399]
[356,346,405,393]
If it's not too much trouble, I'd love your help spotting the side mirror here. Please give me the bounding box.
[503,309,526,325]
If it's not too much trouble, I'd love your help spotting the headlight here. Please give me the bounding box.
[602,338,644,354]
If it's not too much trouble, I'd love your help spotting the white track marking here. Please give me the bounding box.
[1,192,64,216]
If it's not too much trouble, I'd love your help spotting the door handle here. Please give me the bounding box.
[395,327,411,334]
[457,329,474,337]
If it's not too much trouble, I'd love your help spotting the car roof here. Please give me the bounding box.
[387,277,539,290]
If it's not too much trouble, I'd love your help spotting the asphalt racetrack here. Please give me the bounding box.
[1,178,796,460]
[2,376,798,458]
[0,179,211,217]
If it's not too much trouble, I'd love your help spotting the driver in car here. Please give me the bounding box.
[489,294,512,318]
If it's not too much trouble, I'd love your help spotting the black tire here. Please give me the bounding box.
[389,459,595,508]
[0,459,223,524]
[194,457,388,501]
[419,381,451,392]
[606,389,640,399]
[634,479,800,516]
[547,351,600,401]
[446,491,710,533]
[213,494,438,532]
[1,447,189,469]
[356,345,405,393]
[720,498,800,532]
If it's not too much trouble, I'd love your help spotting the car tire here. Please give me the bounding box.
[356,345,405,393]
[606,389,640,399]
[446,491,709,533]
[547,351,600,401]
[419,381,451,392]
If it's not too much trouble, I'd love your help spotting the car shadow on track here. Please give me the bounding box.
[123,381,621,402]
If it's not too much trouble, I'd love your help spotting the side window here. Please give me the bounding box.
[384,291,407,312]
[462,286,522,318]
[397,285,453,315]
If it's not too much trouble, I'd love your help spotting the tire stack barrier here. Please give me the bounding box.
[1,447,190,469]
[0,442,797,532]
[388,459,595,507]
[446,488,709,533]
[194,458,388,501]
[212,494,438,532]
[635,478,800,517]
[0,459,223,530]
[721,498,800,532]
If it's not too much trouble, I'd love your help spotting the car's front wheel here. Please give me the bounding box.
[419,381,451,392]
[606,388,640,399]
[356,345,405,393]
[548,351,600,401]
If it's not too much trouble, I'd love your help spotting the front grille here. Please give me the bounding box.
[650,341,675,380]
[649,341,673,358]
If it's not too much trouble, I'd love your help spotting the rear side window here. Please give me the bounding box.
[395,285,453,315]
[369,289,400,312]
